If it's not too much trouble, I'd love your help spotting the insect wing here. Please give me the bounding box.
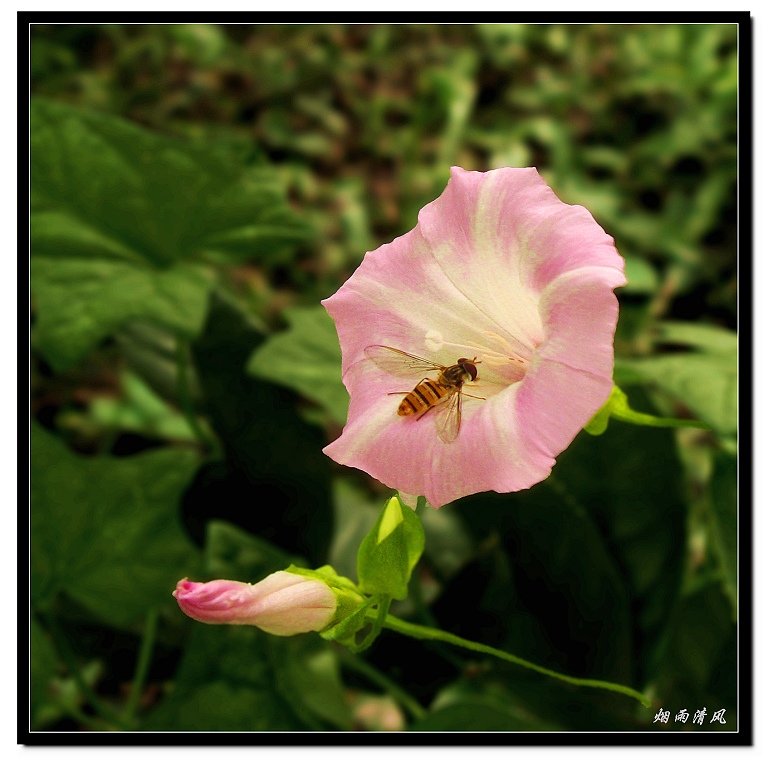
[364,345,445,378]
[433,389,463,444]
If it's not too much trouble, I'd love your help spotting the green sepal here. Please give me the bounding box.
[319,595,377,645]
[356,496,425,601]
[284,563,358,592]
[283,564,366,634]
[584,385,624,435]
[584,383,709,435]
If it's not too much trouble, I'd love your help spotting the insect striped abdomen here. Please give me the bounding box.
[398,379,450,416]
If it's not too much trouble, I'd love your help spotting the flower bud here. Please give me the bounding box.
[173,571,337,636]
[356,496,424,600]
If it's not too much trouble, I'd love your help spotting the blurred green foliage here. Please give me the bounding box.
[30,23,738,735]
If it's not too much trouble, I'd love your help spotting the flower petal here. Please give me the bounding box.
[418,167,544,356]
[536,266,623,376]
[252,578,338,636]
[323,226,525,384]
[323,380,552,508]
[420,167,624,300]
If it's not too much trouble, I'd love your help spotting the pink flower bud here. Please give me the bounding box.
[173,571,337,636]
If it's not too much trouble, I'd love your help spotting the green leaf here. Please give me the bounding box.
[189,292,334,565]
[115,320,189,406]
[357,497,425,600]
[31,258,213,372]
[141,625,347,731]
[31,98,309,370]
[709,451,737,614]
[140,625,303,730]
[652,321,737,355]
[83,369,196,442]
[652,583,736,727]
[620,255,658,294]
[619,352,736,435]
[411,696,556,732]
[418,677,562,732]
[275,639,353,730]
[553,414,688,685]
[31,423,201,627]
[247,305,349,425]
[617,322,737,436]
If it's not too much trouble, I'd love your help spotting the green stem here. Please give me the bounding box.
[588,385,710,435]
[340,651,427,721]
[383,615,651,709]
[122,609,158,726]
[355,596,392,652]
[612,410,709,430]
[413,496,427,517]
[175,337,216,452]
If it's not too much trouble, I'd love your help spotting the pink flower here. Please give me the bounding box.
[322,167,626,508]
[173,572,337,636]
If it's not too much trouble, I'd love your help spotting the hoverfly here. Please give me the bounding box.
[364,345,483,444]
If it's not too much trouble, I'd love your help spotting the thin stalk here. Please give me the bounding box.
[340,651,427,721]
[354,596,392,652]
[612,410,709,430]
[593,384,710,433]
[383,614,651,709]
[122,609,158,726]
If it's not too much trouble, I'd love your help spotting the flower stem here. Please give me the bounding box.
[587,384,709,435]
[354,596,392,652]
[611,409,708,430]
[382,614,651,709]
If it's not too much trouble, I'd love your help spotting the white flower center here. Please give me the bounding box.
[422,329,531,389]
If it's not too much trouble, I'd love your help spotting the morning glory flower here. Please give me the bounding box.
[322,167,626,508]
[173,571,337,636]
